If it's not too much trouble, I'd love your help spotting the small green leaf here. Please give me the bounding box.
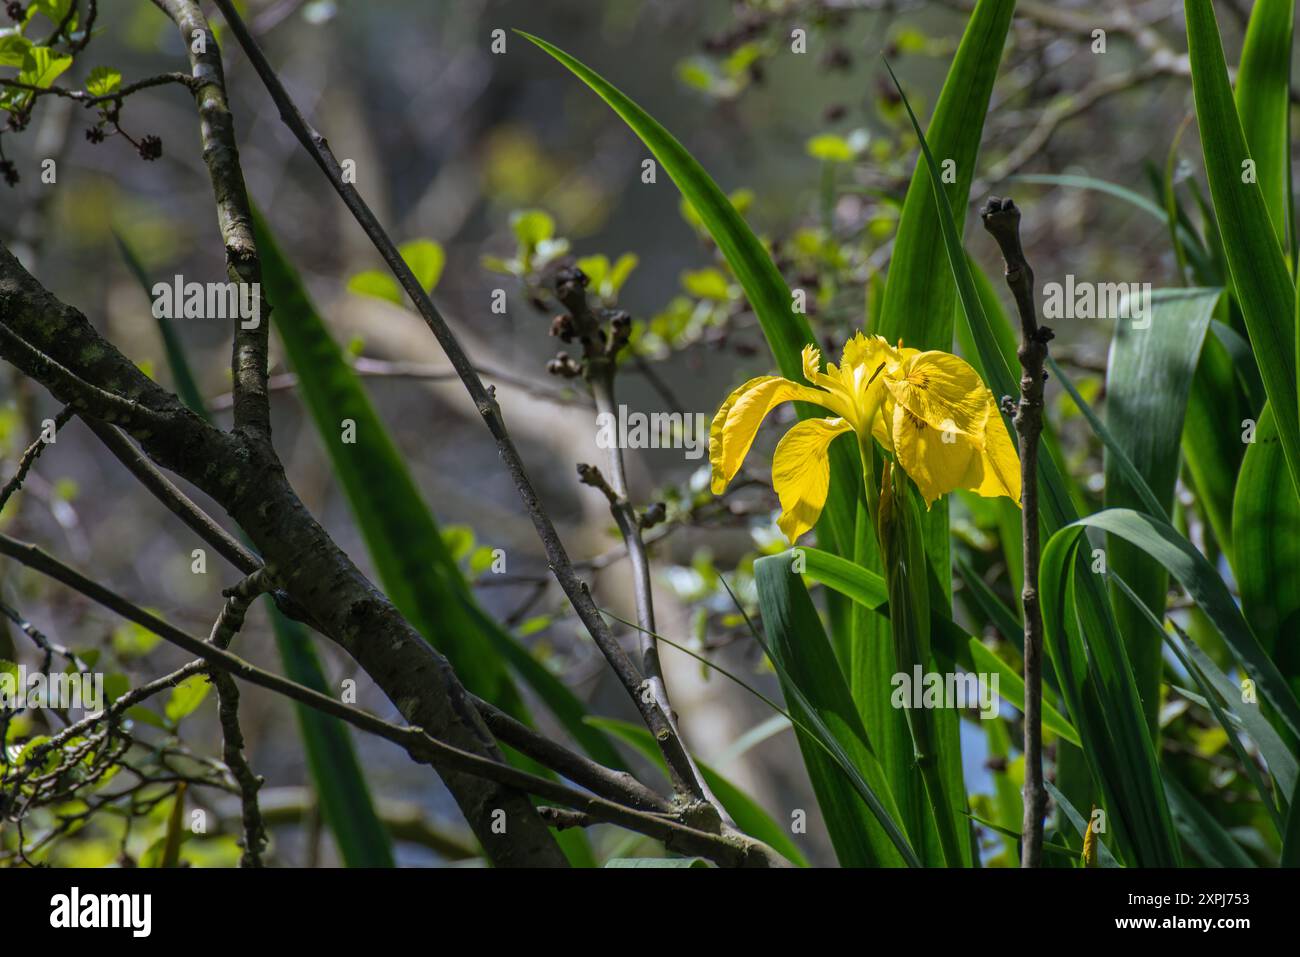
[517,615,550,637]
[158,783,187,868]
[606,252,638,294]
[346,270,402,304]
[397,239,445,293]
[0,35,33,69]
[112,620,162,659]
[125,705,168,730]
[102,673,131,705]
[468,545,496,576]
[575,254,609,288]
[85,66,122,98]
[676,60,713,92]
[348,241,444,303]
[680,267,732,300]
[26,0,76,29]
[165,674,211,724]
[510,209,555,248]
[19,46,73,89]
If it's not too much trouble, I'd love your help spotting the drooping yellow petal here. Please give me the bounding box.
[882,350,989,440]
[709,376,831,494]
[890,403,981,508]
[972,410,1022,505]
[772,417,853,542]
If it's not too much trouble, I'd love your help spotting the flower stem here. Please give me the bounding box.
[867,443,965,867]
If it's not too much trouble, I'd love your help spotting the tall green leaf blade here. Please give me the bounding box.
[1164,773,1256,867]
[886,55,1131,856]
[1070,508,1300,743]
[1012,172,1178,226]
[1103,288,1218,729]
[984,717,1023,864]
[115,232,209,420]
[881,476,969,866]
[464,598,625,769]
[752,554,915,866]
[518,30,857,557]
[253,210,521,708]
[1233,0,1294,249]
[875,0,1014,353]
[1185,0,1300,500]
[1284,771,1300,866]
[1045,779,1121,868]
[1040,525,1181,866]
[1184,329,1253,559]
[1233,404,1300,694]
[272,617,397,865]
[884,60,1080,535]
[1109,569,1293,827]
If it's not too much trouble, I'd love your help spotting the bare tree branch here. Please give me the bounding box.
[151,0,271,439]
[981,196,1050,868]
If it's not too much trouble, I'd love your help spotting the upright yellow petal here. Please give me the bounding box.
[882,351,989,440]
[801,344,857,423]
[828,332,892,433]
[772,417,853,542]
[709,376,831,494]
[839,331,897,372]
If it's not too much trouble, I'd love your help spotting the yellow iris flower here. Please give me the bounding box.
[709,332,1021,543]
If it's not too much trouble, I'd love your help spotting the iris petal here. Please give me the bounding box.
[772,417,853,542]
[709,376,833,494]
[974,409,1022,505]
[890,403,980,508]
[882,351,989,440]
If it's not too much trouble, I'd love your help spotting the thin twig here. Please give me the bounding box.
[205,358,591,412]
[84,420,260,574]
[207,568,276,867]
[470,694,672,813]
[555,265,724,816]
[980,196,1051,868]
[0,406,73,514]
[0,72,196,107]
